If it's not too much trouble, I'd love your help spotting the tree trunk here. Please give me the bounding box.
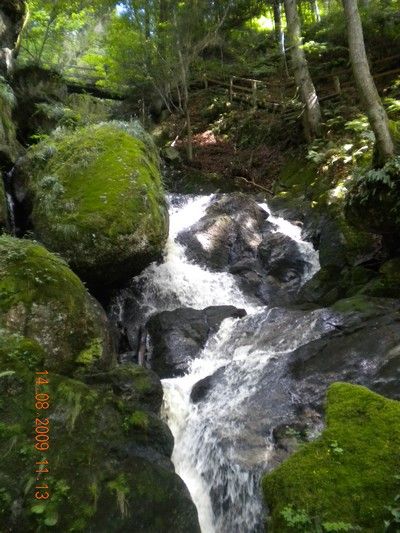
[272,0,284,54]
[272,0,289,77]
[342,0,394,164]
[284,0,321,140]
[310,0,321,22]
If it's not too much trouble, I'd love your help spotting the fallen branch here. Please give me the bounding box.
[236,176,273,195]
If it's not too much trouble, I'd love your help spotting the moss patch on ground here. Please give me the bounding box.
[19,121,169,286]
[0,235,115,374]
[262,383,400,532]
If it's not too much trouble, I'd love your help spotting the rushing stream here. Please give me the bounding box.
[115,194,323,532]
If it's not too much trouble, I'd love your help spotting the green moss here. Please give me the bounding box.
[124,410,150,431]
[0,235,115,374]
[75,338,103,366]
[262,383,400,532]
[331,294,387,315]
[276,158,319,196]
[21,121,169,285]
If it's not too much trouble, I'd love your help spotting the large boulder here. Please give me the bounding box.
[0,235,115,375]
[177,193,269,271]
[177,194,312,305]
[13,121,169,288]
[0,332,200,532]
[263,383,400,532]
[147,305,246,378]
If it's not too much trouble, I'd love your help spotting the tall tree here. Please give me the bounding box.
[283,0,321,140]
[342,0,394,165]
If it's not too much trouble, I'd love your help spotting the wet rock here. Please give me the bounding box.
[258,231,307,282]
[187,297,400,477]
[177,193,270,271]
[190,367,227,403]
[178,194,312,305]
[147,306,246,378]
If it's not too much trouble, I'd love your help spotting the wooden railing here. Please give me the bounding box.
[201,52,400,113]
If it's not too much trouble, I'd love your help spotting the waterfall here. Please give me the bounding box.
[3,170,17,235]
[116,194,323,532]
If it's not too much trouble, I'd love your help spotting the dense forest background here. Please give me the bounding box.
[11,0,400,198]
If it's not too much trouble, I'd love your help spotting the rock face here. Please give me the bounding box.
[263,383,400,532]
[147,305,246,378]
[0,0,26,75]
[0,235,201,532]
[178,194,312,305]
[0,333,200,532]
[13,121,169,288]
[0,235,116,375]
[12,66,68,143]
[0,76,19,165]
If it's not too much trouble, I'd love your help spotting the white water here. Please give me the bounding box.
[6,192,16,234]
[124,194,321,532]
[129,195,258,316]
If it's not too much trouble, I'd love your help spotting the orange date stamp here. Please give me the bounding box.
[34,370,50,501]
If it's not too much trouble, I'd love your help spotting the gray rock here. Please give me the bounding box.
[147,305,246,378]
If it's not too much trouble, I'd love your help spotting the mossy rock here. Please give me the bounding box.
[0,235,115,375]
[85,364,164,414]
[0,76,19,165]
[66,93,119,126]
[12,66,68,143]
[15,121,169,287]
[0,332,200,532]
[262,383,400,532]
[298,265,378,306]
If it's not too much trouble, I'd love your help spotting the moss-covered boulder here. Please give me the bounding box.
[262,383,400,532]
[15,121,169,287]
[0,333,200,532]
[0,235,115,374]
